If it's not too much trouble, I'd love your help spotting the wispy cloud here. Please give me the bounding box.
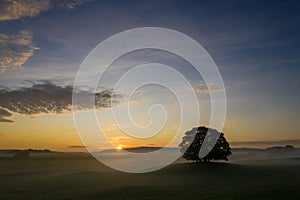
[0,0,52,21]
[0,108,13,123]
[58,0,92,10]
[190,81,223,93]
[0,0,93,71]
[0,81,123,122]
[67,145,86,149]
[0,0,92,21]
[0,30,39,71]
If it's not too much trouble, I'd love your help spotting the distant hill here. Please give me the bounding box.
[231,148,265,152]
[232,145,298,153]
[100,146,178,153]
[100,145,299,154]
[266,145,296,153]
[0,145,298,155]
[0,149,54,155]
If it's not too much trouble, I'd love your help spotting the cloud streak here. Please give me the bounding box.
[0,30,39,71]
[67,145,86,149]
[0,0,52,21]
[58,0,92,10]
[0,0,92,21]
[190,81,223,93]
[0,81,123,122]
[0,108,13,123]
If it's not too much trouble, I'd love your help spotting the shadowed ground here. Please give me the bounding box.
[0,153,300,200]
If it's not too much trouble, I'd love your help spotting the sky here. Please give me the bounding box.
[0,0,299,151]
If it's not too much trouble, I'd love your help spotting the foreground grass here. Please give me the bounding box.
[0,155,299,200]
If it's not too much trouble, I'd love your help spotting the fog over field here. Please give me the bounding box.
[0,145,300,200]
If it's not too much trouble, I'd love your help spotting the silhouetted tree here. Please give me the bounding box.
[179,126,231,163]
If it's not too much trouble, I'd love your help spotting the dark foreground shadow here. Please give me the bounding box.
[1,157,300,200]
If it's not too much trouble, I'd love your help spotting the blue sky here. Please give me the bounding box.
[0,0,299,149]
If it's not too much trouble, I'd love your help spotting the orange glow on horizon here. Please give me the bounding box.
[116,145,123,150]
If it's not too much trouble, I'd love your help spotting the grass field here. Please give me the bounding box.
[0,153,300,200]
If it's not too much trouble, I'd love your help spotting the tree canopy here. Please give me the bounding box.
[179,126,231,163]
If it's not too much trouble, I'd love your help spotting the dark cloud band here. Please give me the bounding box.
[0,82,123,122]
